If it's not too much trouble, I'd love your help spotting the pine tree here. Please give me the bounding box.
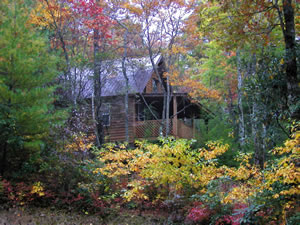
[0,0,60,175]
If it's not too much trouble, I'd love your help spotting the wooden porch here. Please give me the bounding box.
[133,93,201,140]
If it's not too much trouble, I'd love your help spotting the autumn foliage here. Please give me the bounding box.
[0,0,299,224]
[0,128,298,223]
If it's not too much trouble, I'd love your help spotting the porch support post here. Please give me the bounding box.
[133,97,137,139]
[173,96,178,137]
[193,117,196,139]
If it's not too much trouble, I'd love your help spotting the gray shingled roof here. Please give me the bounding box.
[80,67,154,97]
[69,57,160,98]
[100,68,153,96]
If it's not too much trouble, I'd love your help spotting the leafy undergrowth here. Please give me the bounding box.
[1,131,299,224]
[0,207,166,225]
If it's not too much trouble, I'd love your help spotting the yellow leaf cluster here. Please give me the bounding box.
[31,181,45,197]
[95,139,230,201]
[222,184,255,204]
[223,130,299,208]
[29,0,70,28]
[65,133,95,153]
[198,141,229,160]
[263,130,300,191]
[123,180,149,202]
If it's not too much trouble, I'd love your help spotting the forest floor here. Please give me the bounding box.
[0,207,167,225]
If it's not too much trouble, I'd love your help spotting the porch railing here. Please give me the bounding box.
[134,119,174,139]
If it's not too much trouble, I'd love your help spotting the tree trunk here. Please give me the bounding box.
[124,89,129,142]
[91,91,99,145]
[162,92,167,136]
[0,142,7,176]
[227,81,238,138]
[121,25,129,142]
[282,0,298,108]
[237,50,245,147]
[166,76,171,136]
[44,0,74,103]
[275,0,299,118]
[250,53,265,169]
[262,122,268,164]
[148,54,167,136]
[93,26,103,147]
[252,97,264,169]
[144,16,168,135]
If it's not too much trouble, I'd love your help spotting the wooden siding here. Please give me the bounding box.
[102,96,136,142]
[176,119,195,139]
[145,72,164,94]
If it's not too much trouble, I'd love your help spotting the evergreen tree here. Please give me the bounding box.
[0,0,60,176]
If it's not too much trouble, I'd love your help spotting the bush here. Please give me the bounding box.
[185,203,212,224]
[94,137,230,213]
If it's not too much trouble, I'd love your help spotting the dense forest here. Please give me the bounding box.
[0,0,299,224]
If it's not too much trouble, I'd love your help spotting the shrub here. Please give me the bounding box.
[95,138,230,205]
[185,203,212,224]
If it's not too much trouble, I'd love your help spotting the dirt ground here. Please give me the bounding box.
[0,207,166,225]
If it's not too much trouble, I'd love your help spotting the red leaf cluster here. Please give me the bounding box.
[69,0,112,39]
[186,204,212,223]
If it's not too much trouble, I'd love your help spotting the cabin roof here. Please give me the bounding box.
[101,68,153,96]
[81,68,154,97]
[76,57,162,98]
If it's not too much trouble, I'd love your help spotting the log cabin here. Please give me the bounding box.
[95,57,208,143]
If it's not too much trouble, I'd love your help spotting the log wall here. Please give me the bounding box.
[102,96,135,142]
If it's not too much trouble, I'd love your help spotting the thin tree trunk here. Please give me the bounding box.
[162,92,167,136]
[262,122,267,165]
[251,97,263,169]
[124,80,129,142]
[227,83,239,142]
[149,54,167,136]
[251,100,264,169]
[237,50,245,147]
[121,25,129,142]
[44,0,74,103]
[249,53,265,169]
[91,91,99,145]
[0,142,7,176]
[144,16,167,135]
[93,25,103,147]
[166,76,171,136]
[72,68,77,106]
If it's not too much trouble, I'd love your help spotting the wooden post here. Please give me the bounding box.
[193,117,196,139]
[133,97,137,140]
[173,96,178,137]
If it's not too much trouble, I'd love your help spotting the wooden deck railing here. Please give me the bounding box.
[134,118,197,139]
[176,119,194,139]
[134,119,173,138]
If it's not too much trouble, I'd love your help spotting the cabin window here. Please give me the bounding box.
[152,78,158,92]
[101,103,110,126]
